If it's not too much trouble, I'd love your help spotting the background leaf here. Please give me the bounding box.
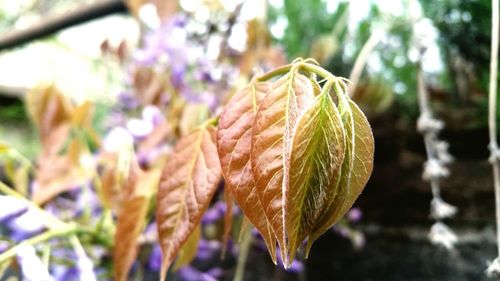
[113,164,161,281]
[156,124,222,279]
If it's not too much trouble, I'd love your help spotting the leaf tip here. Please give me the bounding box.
[160,261,170,281]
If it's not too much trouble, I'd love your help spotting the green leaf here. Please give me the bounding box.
[305,88,374,255]
[285,91,346,261]
[156,124,222,280]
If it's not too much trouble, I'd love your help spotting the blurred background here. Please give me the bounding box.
[0,0,498,280]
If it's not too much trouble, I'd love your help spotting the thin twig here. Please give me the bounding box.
[233,227,252,281]
[348,29,385,95]
[488,0,500,257]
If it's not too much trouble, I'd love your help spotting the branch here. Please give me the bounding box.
[486,0,500,276]
[0,0,128,51]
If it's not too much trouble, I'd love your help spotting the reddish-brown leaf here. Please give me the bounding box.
[156,125,222,279]
[114,163,162,281]
[217,82,277,263]
[251,72,315,265]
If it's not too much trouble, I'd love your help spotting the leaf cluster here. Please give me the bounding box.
[155,58,374,276]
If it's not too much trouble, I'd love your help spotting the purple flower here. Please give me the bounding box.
[51,263,77,281]
[196,239,222,261]
[0,240,10,253]
[0,195,28,222]
[127,118,154,139]
[205,267,224,279]
[346,208,363,222]
[201,202,226,225]
[148,244,162,271]
[76,250,97,281]
[134,15,189,68]
[7,207,46,241]
[117,92,140,110]
[177,265,217,281]
[103,127,134,152]
[16,244,54,281]
[142,105,165,127]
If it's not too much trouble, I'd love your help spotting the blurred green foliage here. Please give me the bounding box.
[269,0,497,127]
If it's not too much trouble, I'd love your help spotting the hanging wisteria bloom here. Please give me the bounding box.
[435,141,454,164]
[16,244,54,281]
[428,222,458,250]
[422,159,450,181]
[417,112,444,134]
[430,197,458,220]
[486,257,500,278]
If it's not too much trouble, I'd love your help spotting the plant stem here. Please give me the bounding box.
[0,180,24,199]
[233,228,252,281]
[489,0,500,257]
[300,62,336,81]
[256,64,292,81]
[0,223,77,264]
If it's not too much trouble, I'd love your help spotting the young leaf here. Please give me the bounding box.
[306,96,374,255]
[338,99,374,218]
[285,91,346,261]
[251,71,315,265]
[156,124,222,280]
[217,81,278,263]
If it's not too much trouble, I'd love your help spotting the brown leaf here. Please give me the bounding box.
[32,127,94,204]
[156,124,222,279]
[132,68,166,106]
[251,72,315,265]
[217,81,277,263]
[114,164,162,281]
[25,85,73,146]
[114,196,148,281]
